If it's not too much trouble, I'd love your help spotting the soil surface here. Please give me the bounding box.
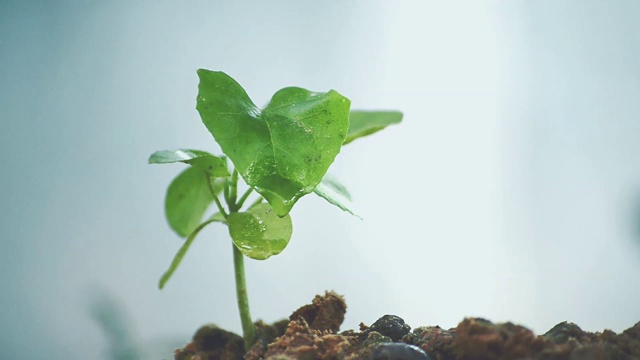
[174,291,640,360]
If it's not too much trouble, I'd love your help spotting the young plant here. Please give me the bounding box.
[149,69,401,350]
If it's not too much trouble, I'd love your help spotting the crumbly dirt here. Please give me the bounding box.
[173,291,640,360]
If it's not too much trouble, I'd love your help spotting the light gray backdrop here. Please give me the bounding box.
[1,1,639,359]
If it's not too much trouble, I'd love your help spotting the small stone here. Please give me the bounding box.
[544,321,585,344]
[369,315,411,342]
[372,343,431,360]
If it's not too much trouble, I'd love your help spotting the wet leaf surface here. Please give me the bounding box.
[196,70,350,216]
[227,203,292,260]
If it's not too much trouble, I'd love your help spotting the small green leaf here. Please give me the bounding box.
[196,69,350,217]
[227,203,292,260]
[158,214,225,289]
[319,175,352,201]
[344,111,403,145]
[148,149,229,177]
[164,167,223,237]
[149,149,228,236]
[314,178,361,219]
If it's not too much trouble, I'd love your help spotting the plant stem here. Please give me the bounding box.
[233,242,255,351]
[206,176,228,218]
[223,179,230,206]
[236,187,254,210]
[226,170,255,350]
[228,169,239,211]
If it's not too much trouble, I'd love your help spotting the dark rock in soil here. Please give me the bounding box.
[544,321,588,344]
[372,343,431,360]
[173,292,640,360]
[367,315,412,342]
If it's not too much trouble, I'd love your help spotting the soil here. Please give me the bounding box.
[174,291,640,360]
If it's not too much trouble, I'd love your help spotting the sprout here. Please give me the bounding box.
[148,69,402,350]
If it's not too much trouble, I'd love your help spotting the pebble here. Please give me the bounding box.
[372,343,432,360]
[369,315,412,341]
[544,321,584,344]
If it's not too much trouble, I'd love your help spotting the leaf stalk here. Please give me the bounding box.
[236,187,254,210]
[226,168,255,350]
[206,175,228,218]
[233,242,255,351]
[228,169,239,211]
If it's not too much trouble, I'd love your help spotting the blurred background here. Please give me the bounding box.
[2,1,640,359]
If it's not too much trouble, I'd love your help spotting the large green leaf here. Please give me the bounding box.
[344,111,403,145]
[314,177,360,218]
[158,213,226,289]
[227,203,292,260]
[163,167,224,237]
[148,149,229,177]
[196,69,350,217]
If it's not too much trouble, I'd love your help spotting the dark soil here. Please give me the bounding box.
[174,291,640,360]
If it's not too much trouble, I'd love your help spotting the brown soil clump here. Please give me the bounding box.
[174,292,640,360]
[174,324,244,360]
[289,290,347,333]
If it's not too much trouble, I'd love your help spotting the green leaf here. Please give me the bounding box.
[314,177,361,219]
[227,203,293,260]
[148,149,229,177]
[196,69,350,217]
[344,111,403,145]
[149,149,228,236]
[319,175,352,201]
[158,214,225,289]
[164,167,224,237]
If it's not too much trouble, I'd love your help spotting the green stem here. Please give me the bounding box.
[223,180,230,207]
[205,175,228,218]
[223,170,255,350]
[207,170,255,350]
[233,243,255,351]
[236,187,254,210]
[228,170,239,211]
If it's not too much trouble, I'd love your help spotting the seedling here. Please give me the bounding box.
[149,69,402,350]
